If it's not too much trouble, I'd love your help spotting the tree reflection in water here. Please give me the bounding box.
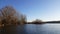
[0,25,27,34]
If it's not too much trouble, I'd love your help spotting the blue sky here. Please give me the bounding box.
[0,0,60,22]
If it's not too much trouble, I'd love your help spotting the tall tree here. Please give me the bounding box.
[0,6,18,25]
[0,6,27,25]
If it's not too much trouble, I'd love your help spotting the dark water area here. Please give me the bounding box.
[0,23,60,34]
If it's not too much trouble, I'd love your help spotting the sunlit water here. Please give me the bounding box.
[0,23,60,34]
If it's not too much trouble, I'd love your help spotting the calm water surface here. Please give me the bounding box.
[0,23,60,34]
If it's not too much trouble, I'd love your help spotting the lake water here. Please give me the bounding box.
[0,23,60,34]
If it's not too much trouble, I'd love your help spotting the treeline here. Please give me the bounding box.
[0,6,27,26]
[45,21,60,23]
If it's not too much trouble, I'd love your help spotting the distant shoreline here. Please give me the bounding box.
[27,21,60,24]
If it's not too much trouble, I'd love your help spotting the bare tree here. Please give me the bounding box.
[0,6,27,25]
[0,6,18,25]
[20,14,27,24]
